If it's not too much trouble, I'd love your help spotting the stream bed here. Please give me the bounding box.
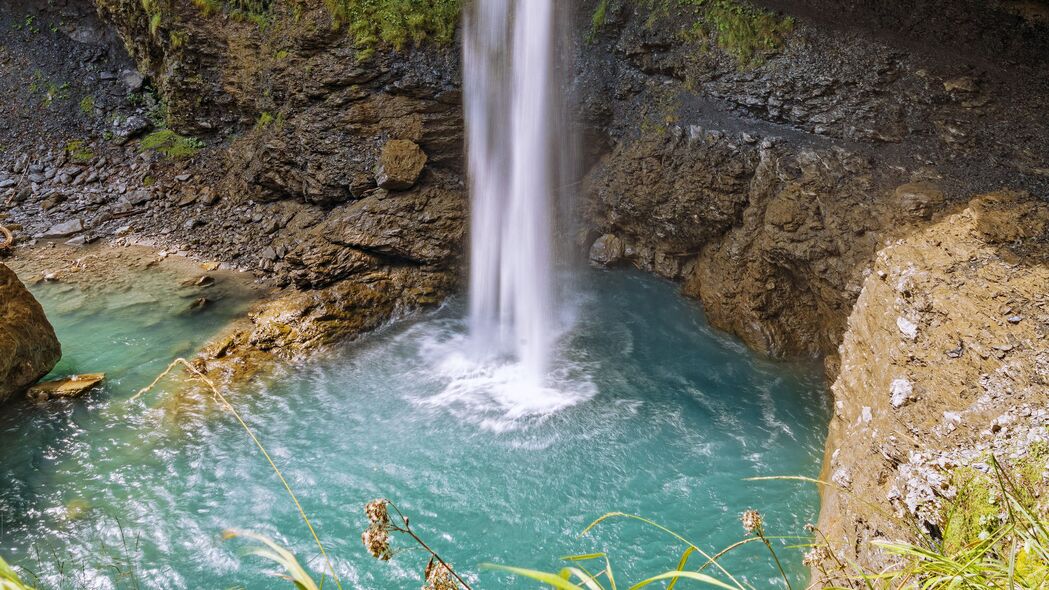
[1,268,830,589]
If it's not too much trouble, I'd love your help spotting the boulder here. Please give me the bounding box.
[375,140,427,191]
[1,264,61,402]
[588,234,625,267]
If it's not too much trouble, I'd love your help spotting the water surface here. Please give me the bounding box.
[0,269,830,589]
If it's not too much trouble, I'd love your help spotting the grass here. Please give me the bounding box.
[1,555,35,590]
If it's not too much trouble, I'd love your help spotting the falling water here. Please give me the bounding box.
[464,0,561,387]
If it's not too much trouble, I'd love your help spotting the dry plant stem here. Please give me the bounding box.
[130,358,344,590]
[387,502,473,590]
[810,525,858,589]
[754,526,793,590]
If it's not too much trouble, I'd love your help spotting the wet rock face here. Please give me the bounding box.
[814,193,1049,583]
[0,264,61,402]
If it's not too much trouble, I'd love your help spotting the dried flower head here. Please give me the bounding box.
[365,499,391,526]
[423,558,460,590]
[802,545,831,567]
[362,524,392,561]
[741,509,763,534]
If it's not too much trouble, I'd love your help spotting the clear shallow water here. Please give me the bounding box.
[1,269,830,589]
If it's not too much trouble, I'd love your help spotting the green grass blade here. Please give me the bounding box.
[629,570,740,590]
[482,564,586,589]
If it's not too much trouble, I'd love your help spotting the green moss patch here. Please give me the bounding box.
[140,130,204,159]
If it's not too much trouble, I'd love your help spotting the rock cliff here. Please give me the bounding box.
[814,192,1049,583]
[0,263,61,402]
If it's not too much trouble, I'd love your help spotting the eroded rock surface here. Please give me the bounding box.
[814,193,1049,583]
[0,263,61,402]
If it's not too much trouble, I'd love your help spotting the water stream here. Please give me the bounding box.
[0,269,829,589]
[464,0,567,387]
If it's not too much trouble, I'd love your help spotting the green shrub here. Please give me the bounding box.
[140,129,204,158]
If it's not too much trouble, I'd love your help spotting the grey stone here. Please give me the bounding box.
[43,219,84,238]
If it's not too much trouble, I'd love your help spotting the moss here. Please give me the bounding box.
[255,111,284,130]
[324,0,461,60]
[65,140,95,163]
[79,95,95,115]
[589,0,610,41]
[140,129,204,159]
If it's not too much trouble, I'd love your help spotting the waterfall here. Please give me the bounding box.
[464,0,560,387]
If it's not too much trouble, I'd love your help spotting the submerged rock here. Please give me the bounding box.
[0,263,61,402]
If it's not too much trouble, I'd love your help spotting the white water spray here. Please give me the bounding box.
[464,0,561,387]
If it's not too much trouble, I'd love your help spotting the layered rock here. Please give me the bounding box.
[0,263,61,402]
[813,193,1049,583]
[577,0,1049,359]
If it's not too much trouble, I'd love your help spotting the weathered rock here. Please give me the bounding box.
[894,182,945,221]
[0,264,61,402]
[375,140,428,191]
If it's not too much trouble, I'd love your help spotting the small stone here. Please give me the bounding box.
[1007,315,1023,324]
[896,316,918,340]
[64,236,87,246]
[890,378,913,408]
[126,189,152,205]
[861,406,873,423]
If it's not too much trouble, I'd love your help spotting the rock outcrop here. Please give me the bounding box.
[577,0,1049,359]
[813,193,1049,584]
[0,263,61,402]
